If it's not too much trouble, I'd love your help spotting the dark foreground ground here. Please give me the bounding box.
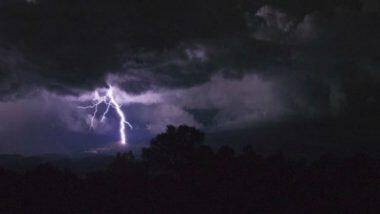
[1,125,379,213]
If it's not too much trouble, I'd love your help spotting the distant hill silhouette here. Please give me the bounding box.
[0,154,114,174]
[0,125,379,213]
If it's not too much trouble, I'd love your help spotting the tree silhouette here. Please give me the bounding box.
[142,125,205,168]
[0,125,380,213]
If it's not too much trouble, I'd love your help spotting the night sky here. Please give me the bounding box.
[0,0,379,155]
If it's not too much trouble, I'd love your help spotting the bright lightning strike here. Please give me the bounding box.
[79,85,132,145]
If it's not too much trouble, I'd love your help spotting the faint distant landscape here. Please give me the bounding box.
[0,125,379,213]
[0,154,114,174]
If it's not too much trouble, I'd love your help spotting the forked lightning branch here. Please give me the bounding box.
[79,85,133,145]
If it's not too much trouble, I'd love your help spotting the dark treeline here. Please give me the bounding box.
[1,125,379,213]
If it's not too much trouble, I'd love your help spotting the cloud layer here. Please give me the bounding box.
[0,0,379,153]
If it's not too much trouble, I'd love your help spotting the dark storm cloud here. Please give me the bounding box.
[112,39,288,93]
[0,0,246,94]
[243,3,380,120]
[0,0,378,123]
[0,0,378,155]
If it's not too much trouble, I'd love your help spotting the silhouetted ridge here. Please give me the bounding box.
[0,125,379,213]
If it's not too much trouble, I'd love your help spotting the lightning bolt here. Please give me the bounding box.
[79,85,132,145]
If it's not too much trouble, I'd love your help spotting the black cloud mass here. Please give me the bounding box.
[0,0,379,154]
[0,0,246,93]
